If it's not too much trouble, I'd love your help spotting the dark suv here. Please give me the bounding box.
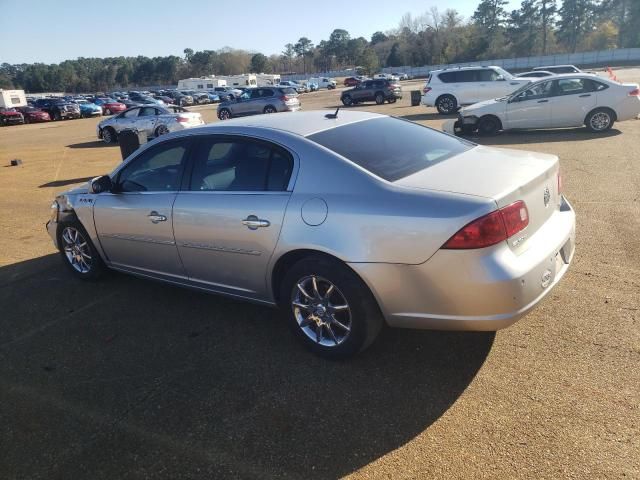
[341,79,402,106]
[34,98,81,120]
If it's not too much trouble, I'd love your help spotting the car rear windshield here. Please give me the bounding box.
[308,117,473,182]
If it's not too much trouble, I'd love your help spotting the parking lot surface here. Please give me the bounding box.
[1,71,639,479]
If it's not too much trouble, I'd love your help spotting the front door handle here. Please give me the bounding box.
[537,99,549,103]
[242,215,270,230]
[148,211,167,223]
[579,94,591,98]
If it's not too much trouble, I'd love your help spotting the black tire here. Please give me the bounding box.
[585,108,615,132]
[155,124,169,137]
[280,255,384,359]
[263,105,277,114]
[375,92,385,105]
[56,221,106,280]
[218,108,232,120]
[102,127,116,144]
[436,95,457,115]
[104,108,111,115]
[54,110,62,121]
[477,115,501,136]
[342,95,353,106]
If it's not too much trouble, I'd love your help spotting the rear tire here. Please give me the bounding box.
[436,95,457,115]
[263,105,277,114]
[155,124,169,137]
[56,221,106,280]
[280,255,384,359]
[342,95,353,106]
[585,108,615,132]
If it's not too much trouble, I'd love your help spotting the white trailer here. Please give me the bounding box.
[0,89,27,108]
[218,74,257,87]
[256,74,281,86]
[177,77,227,90]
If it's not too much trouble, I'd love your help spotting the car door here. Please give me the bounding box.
[137,106,160,136]
[172,135,295,300]
[113,107,141,133]
[352,81,369,102]
[550,78,598,127]
[456,70,480,104]
[93,138,191,279]
[505,80,554,129]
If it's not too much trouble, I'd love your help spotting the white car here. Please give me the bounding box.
[444,74,640,136]
[516,70,555,78]
[309,77,336,90]
[421,66,534,115]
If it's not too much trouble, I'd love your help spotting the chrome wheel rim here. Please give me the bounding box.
[61,227,92,273]
[291,275,352,347]
[265,107,275,114]
[344,96,352,105]
[439,98,453,113]
[156,125,169,136]
[590,112,610,131]
[219,110,230,120]
[102,129,112,143]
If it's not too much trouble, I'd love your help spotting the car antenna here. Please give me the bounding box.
[325,107,340,119]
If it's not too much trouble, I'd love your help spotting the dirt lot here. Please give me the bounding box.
[1,70,639,479]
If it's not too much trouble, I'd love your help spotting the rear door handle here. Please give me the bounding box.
[148,211,167,223]
[579,94,591,97]
[537,99,549,103]
[242,215,270,230]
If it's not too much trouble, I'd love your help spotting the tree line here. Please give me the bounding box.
[0,0,637,93]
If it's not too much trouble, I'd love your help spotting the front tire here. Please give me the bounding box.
[436,95,457,115]
[218,108,231,120]
[585,108,614,132]
[342,95,353,106]
[101,127,116,144]
[375,93,385,105]
[280,256,383,359]
[57,221,106,280]
[478,115,501,136]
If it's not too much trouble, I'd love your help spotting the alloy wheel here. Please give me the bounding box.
[590,112,610,131]
[61,227,93,274]
[291,275,352,347]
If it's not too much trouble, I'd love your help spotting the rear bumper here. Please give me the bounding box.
[350,197,576,331]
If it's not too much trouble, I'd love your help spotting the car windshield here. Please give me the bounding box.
[308,117,473,182]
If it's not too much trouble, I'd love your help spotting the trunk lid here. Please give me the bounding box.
[396,145,560,254]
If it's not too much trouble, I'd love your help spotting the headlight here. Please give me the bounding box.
[50,200,59,222]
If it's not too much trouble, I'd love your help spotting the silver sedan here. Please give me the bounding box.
[47,111,575,358]
[97,105,204,144]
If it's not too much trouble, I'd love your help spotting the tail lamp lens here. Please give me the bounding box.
[442,201,529,249]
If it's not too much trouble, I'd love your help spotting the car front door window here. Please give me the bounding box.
[117,141,188,192]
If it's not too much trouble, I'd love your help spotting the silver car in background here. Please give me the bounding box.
[48,111,575,358]
[97,105,204,143]
[217,87,300,120]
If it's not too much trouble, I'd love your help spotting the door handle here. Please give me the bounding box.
[148,211,167,223]
[242,215,270,230]
[579,94,591,98]
[537,99,549,103]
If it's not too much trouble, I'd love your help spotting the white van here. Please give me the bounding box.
[309,77,336,90]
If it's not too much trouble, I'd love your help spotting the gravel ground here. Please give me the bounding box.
[0,68,638,479]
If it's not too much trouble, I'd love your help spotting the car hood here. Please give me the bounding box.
[460,98,507,116]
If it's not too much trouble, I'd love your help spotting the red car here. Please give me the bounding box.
[343,77,361,87]
[17,106,51,123]
[95,98,126,115]
[0,107,24,126]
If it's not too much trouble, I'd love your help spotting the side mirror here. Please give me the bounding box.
[90,175,113,194]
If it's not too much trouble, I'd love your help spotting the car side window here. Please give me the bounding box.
[555,78,590,96]
[261,89,274,98]
[589,80,609,92]
[189,137,293,192]
[515,80,554,101]
[139,107,157,117]
[479,69,500,81]
[121,108,139,118]
[116,140,189,192]
[250,89,262,99]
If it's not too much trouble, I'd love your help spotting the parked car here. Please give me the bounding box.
[392,72,410,80]
[34,98,81,120]
[533,65,581,74]
[0,107,25,126]
[344,77,361,87]
[309,77,336,89]
[47,110,575,358]
[97,105,204,144]
[217,87,300,120]
[212,87,242,100]
[278,81,306,93]
[421,66,533,114]
[446,74,640,135]
[93,97,127,115]
[153,95,175,105]
[164,90,193,106]
[75,99,103,118]
[16,106,51,123]
[516,70,555,78]
[129,92,165,105]
[341,79,402,106]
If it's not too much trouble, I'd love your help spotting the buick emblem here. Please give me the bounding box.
[543,186,551,207]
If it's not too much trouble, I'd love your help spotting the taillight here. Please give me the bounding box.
[176,115,189,123]
[423,86,432,94]
[442,201,529,249]
[628,88,640,96]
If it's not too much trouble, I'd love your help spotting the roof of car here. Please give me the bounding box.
[431,65,501,73]
[534,64,577,69]
[198,110,385,137]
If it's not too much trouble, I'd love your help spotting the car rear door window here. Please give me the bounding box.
[189,137,293,192]
[555,78,590,96]
[308,117,472,182]
[139,107,157,116]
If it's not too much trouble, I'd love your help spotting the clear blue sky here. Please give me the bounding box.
[0,0,521,64]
